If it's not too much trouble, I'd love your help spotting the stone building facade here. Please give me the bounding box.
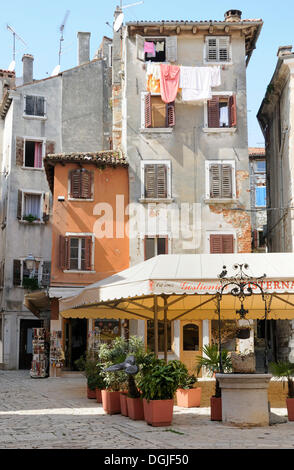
[249,147,267,252]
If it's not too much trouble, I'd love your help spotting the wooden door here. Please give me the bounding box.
[180,320,202,374]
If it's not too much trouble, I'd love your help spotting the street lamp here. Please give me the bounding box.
[25,253,36,273]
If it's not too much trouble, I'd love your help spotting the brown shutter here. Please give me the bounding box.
[221,164,233,198]
[144,164,156,198]
[15,137,24,166]
[167,102,175,127]
[207,97,220,128]
[210,234,234,253]
[17,190,22,219]
[210,235,222,254]
[222,235,234,253]
[70,170,81,198]
[42,261,51,286]
[209,164,221,198]
[229,95,237,127]
[157,165,167,198]
[59,236,69,270]
[0,261,4,287]
[45,141,55,156]
[42,192,50,222]
[145,93,152,128]
[81,170,92,199]
[84,237,92,271]
[13,260,21,286]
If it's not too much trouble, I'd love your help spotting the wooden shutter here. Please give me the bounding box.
[229,95,237,127]
[80,170,92,199]
[25,96,34,115]
[209,164,221,198]
[84,237,92,271]
[157,165,167,198]
[210,234,234,253]
[42,261,51,286]
[145,93,152,128]
[206,37,217,61]
[45,141,55,156]
[59,236,69,270]
[0,261,4,287]
[222,235,234,253]
[144,164,156,198]
[17,190,22,219]
[210,234,222,253]
[42,192,50,222]
[36,97,45,116]
[13,260,21,286]
[70,170,81,198]
[221,164,233,198]
[165,36,177,63]
[136,34,145,61]
[15,137,24,166]
[218,37,230,62]
[207,97,220,128]
[167,102,175,127]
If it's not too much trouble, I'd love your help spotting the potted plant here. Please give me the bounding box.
[270,360,294,421]
[137,355,187,427]
[196,344,232,421]
[125,336,145,420]
[75,352,105,400]
[176,372,201,408]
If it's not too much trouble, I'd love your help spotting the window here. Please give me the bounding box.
[256,160,266,172]
[59,235,93,271]
[17,190,49,222]
[147,320,172,352]
[24,95,45,117]
[141,92,175,129]
[13,259,50,288]
[144,236,168,260]
[210,234,234,253]
[136,35,177,63]
[206,161,235,199]
[142,162,170,199]
[255,186,266,207]
[205,36,230,63]
[24,140,43,168]
[183,324,199,351]
[206,95,237,128]
[69,169,93,199]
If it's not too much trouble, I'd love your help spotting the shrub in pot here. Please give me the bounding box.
[195,344,232,421]
[137,355,187,426]
[270,361,294,421]
[75,351,105,400]
[176,372,201,408]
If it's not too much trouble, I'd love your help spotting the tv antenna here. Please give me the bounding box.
[58,10,70,66]
[114,1,144,31]
[7,24,28,70]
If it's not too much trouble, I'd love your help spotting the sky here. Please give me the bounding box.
[1,0,293,147]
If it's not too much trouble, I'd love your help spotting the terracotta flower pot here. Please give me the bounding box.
[87,386,97,399]
[120,392,128,416]
[96,388,102,403]
[210,396,222,421]
[101,390,121,415]
[127,397,144,420]
[176,388,202,408]
[286,398,294,421]
[143,398,174,427]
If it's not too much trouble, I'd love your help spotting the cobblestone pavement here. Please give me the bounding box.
[0,370,293,449]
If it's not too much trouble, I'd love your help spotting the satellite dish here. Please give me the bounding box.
[8,60,15,72]
[114,12,124,32]
[51,65,61,76]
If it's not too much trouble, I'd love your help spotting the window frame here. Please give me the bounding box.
[203,92,237,132]
[255,186,266,208]
[13,259,49,288]
[140,160,172,201]
[205,160,236,201]
[140,92,175,132]
[62,232,95,273]
[144,235,169,260]
[203,35,232,65]
[207,231,237,254]
[146,319,174,354]
[19,190,44,223]
[68,168,94,201]
[23,137,45,170]
[136,35,177,63]
[23,94,47,119]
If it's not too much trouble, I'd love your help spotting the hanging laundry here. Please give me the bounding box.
[220,105,229,127]
[160,64,180,104]
[146,62,161,80]
[209,66,221,87]
[155,41,165,52]
[179,66,213,102]
[144,41,156,56]
[147,75,161,93]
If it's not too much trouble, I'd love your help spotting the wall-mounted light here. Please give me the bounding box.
[25,253,36,272]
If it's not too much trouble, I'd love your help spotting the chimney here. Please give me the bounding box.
[277,45,293,57]
[225,10,242,22]
[77,32,91,65]
[22,54,34,84]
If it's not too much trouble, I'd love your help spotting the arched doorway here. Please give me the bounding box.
[180,321,202,373]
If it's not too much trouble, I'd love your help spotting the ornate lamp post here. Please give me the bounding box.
[216,263,270,373]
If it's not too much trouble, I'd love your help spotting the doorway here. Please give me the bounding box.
[64,319,88,370]
[255,319,277,372]
[19,319,42,369]
[180,320,202,374]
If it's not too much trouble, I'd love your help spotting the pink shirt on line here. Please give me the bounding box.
[160,64,180,104]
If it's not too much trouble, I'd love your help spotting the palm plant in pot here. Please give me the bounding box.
[269,360,294,421]
[176,369,201,408]
[137,354,187,427]
[196,344,232,421]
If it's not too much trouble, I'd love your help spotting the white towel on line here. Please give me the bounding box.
[179,66,221,102]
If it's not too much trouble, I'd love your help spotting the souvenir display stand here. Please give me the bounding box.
[30,328,48,378]
[49,330,64,377]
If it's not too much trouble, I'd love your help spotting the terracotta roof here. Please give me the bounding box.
[249,147,265,157]
[44,150,128,193]
[126,19,262,24]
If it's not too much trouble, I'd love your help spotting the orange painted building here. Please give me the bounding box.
[44,151,129,371]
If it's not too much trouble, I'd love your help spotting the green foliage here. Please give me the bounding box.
[22,277,40,290]
[269,361,294,398]
[23,214,38,223]
[195,344,232,398]
[137,358,188,401]
[178,373,198,390]
[74,349,106,391]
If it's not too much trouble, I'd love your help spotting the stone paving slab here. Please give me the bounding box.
[0,370,293,449]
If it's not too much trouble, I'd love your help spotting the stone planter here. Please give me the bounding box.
[143,399,174,427]
[176,388,202,408]
[127,397,144,420]
[210,396,222,421]
[101,390,121,415]
[286,398,294,421]
[120,392,128,416]
[231,352,256,374]
[216,373,272,427]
